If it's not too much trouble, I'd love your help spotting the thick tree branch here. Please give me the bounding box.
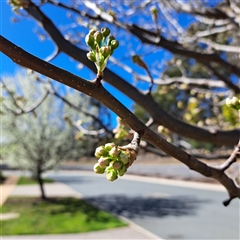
[14,3,239,146]
[1,35,239,205]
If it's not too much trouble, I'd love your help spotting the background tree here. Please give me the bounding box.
[2,71,105,199]
[1,0,239,205]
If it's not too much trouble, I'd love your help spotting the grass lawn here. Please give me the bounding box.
[1,197,127,235]
[17,176,54,185]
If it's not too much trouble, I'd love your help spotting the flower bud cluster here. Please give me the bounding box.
[85,27,119,74]
[226,96,240,111]
[93,143,130,181]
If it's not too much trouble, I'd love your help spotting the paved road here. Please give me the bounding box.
[46,171,240,240]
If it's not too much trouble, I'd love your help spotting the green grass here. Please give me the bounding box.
[17,176,54,185]
[1,197,127,235]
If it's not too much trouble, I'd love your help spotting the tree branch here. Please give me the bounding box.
[49,86,111,134]
[219,140,240,172]
[198,38,240,53]
[1,35,239,205]
[1,79,50,115]
[13,2,239,145]
[46,0,240,82]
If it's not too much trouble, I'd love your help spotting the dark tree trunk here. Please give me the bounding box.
[36,166,46,200]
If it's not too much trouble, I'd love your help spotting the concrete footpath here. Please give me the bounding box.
[0,176,19,207]
[1,177,162,240]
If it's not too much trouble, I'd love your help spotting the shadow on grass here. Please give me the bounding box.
[46,197,113,223]
[84,194,209,219]
[2,197,126,235]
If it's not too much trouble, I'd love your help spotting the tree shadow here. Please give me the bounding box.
[84,194,209,219]
[46,197,114,223]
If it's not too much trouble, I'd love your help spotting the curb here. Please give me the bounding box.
[123,174,226,191]
[119,215,164,239]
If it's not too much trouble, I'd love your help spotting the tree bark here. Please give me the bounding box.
[36,166,46,200]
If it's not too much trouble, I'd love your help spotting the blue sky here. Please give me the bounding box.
[0,1,196,127]
[0,1,135,117]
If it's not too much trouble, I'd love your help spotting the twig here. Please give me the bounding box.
[72,120,105,136]
[1,79,50,115]
[219,140,240,172]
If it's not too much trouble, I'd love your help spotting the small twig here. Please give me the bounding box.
[44,47,60,62]
[219,140,240,172]
[49,83,111,133]
[145,117,155,128]
[223,194,237,206]
[72,120,105,136]
[145,68,154,95]
[1,80,24,111]
[2,79,50,115]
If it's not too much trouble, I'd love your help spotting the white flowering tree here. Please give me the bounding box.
[2,72,105,199]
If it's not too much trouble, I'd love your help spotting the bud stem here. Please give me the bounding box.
[92,73,103,86]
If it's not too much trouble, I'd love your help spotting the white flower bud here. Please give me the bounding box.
[95,146,106,158]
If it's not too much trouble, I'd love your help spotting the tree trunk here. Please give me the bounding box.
[36,167,46,200]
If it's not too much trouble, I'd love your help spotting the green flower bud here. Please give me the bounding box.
[101,27,110,38]
[150,6,158,15]
[94,31,103,43]
[86,51,96,62]
[93,163,105,174]
[118,165,127,177]
[101,46,111,58]
[106,169,118,181]
[132,55,141,63]
[150,6,158,21]
[98,156,111,168]
[85,33,95,48]
[110,40,119,50]
[109,146,120,158]
[112,161,123,170]
[106,166,114,172]
[75,131,84,140]
[107,35,115,46]
[119,151,129,164]
[104,143,115,151]
[95,146,106,158]
[89,29,96,35]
